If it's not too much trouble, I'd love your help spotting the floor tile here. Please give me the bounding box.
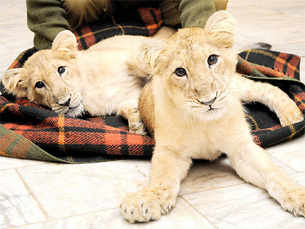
[180,159,244,196]
[183,182,305,229]
[209,220,236,229]
[267,137,305,172]
[17,161,151,219]
[0,157,43,171]
[183,183,267,220]
[14,198,216,229]
[271,149,305,173]
[221,198,305,229]
[0,1,33,77]
[228,0,305,56]
[294,172,305,185]
[0,170,45,228]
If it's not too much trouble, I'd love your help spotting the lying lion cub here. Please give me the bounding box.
[2,28,173,134]
[120,11,304,223]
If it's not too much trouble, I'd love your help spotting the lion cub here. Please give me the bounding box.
[1,30,170,135]
[120,11,304,223]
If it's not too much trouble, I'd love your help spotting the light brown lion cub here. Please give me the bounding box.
[1,30,172,135]
[120,11,304,223]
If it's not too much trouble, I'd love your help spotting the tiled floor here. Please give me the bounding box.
[1,0,305,228]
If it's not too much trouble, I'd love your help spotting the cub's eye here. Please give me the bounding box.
[207,54,219,66]
[57,66,66,75]
[35,81,45,89]
[174,67,187,77]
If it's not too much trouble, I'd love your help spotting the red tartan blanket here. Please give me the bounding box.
[0,8,304,163]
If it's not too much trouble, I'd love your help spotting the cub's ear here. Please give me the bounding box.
[2,68,27,97]
[141,38,165,69]
[52,30,78,52]
[205,10,236,48]
[127,38,165,76]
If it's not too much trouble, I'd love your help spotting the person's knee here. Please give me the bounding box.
[214,0,228,10]
[64,0,110,27]
[160,0,229,27]
[160,0,181,26]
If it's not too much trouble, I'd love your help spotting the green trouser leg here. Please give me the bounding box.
[160,0,228,27]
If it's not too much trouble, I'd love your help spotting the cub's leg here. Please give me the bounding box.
[119,105,146,135]
[120,146,192,223]
[226,140,305,216]
[233,74,304,126]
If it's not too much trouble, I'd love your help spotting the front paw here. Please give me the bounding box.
[120,189,176,223]
[280,185,305,217]
[128,121,147,135]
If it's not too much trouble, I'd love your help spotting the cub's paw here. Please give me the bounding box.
[278,105,303,126]
[120,189,176,223]
[128,121,147,135]
[280,185,305,217]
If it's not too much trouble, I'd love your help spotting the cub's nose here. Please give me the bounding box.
[58,98,71,107]
[198,96,217,106]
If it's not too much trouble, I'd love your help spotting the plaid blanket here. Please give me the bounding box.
[1,8,304,163]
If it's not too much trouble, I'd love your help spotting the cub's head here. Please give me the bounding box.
[146,11,237,120]
[2,30,84,117]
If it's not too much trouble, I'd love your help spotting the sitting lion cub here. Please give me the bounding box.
[120,11,304,223]
[1,30,168,134]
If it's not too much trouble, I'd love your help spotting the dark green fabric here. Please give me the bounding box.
[26,0,71,50]
[179,0,216,28]
[0,125,67,163]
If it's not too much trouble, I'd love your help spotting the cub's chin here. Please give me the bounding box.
[198,107,227,121]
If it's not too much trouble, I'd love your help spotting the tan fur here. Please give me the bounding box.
[120,11,305,223]
[1,28,174,135]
